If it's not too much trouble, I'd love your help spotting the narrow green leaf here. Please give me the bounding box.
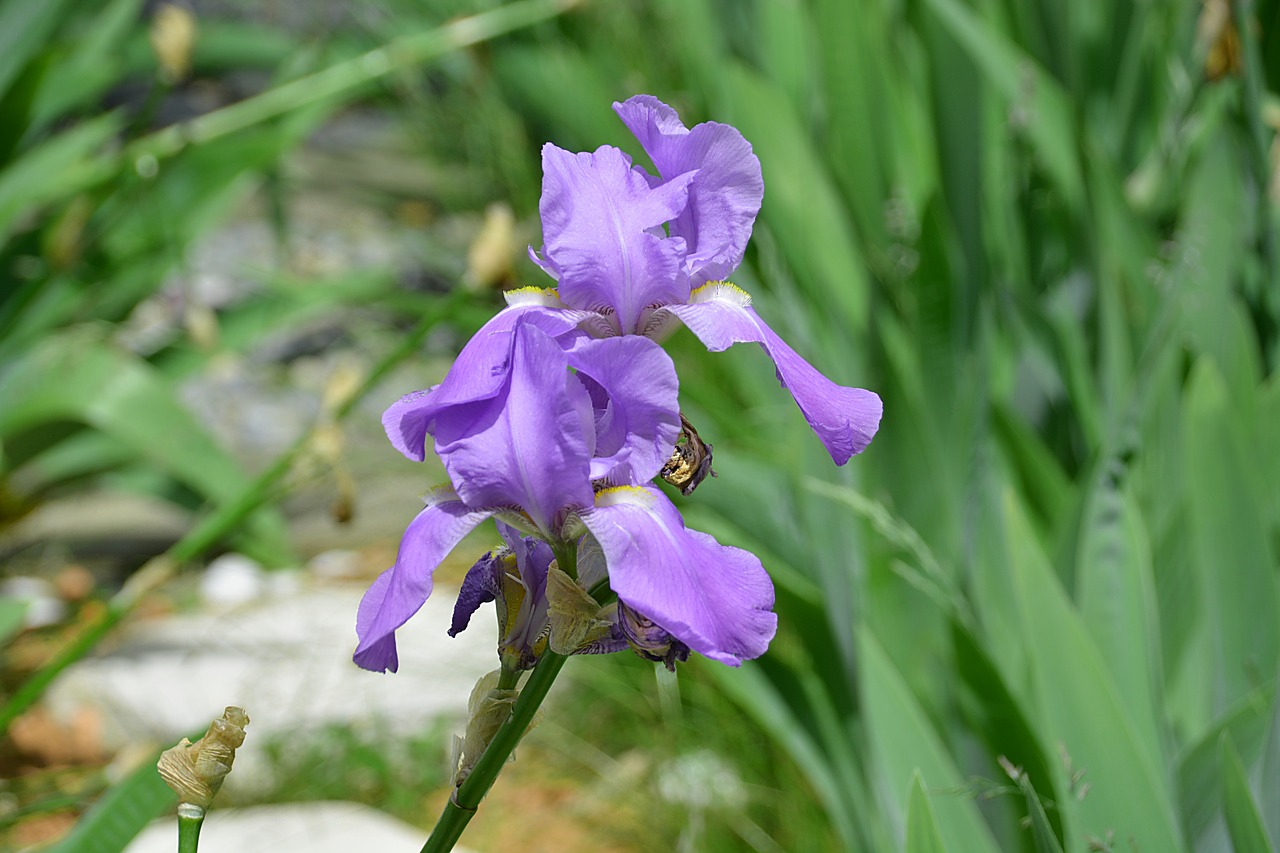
[44,751,172,853]
[1177,691,1273,848]
[922,0,1083,212]
[709,662,863,852]
[1182,359,1279,715]
[0,113,121,240]
[1220,734,1275,853]
[719,62,870,338]
[858,627,1001,853]
[0,329,293,565]
[0,0,72,95]
[1074,467,1163,767]
[905,771,948,853]
[1004,490,1185,852]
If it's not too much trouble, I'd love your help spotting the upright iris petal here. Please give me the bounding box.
[614,94,764,285]
[537,145,695,335]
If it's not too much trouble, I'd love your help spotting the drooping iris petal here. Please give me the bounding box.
[614,95,763,285]
[580,486,776,666]
[448,548,505,638]
[538,144,695,335]
[354,492,494,673]
[431,320,595,536]
[564,335,681,484]
[666,285,882,465]
[382,303,584,462]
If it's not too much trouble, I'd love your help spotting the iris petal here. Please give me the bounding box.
[538,144,694,334]
[432,320,595,536]
[581,486,776,666]
[614,95,763,285]
[667,287,882,464]
[354,495,494,673]
[565,335,681,484]
[382,305,584,462]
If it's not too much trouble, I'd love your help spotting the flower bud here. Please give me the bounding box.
[157,706,249,809]
[149,3,196,84]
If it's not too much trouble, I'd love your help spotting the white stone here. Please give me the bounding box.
[199,554,266,608]
[45,582,502,793]
[125,801,478,853]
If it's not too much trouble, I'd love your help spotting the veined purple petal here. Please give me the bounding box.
[538,144,695,335]
[354,493,494,673]
[382,303,584,462]
[667,285,882,465]
[580,486,776,666]
[565,336,681,484]
[431,320,595,537]
[614,95,763,285]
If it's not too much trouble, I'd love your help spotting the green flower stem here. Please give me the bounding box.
[0,292,476,735]
[177,805,205,853]
[420,650,570,853]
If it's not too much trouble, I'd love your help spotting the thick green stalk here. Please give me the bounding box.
[0,292,473,734]
[420,651,570,853]
[421,540,589,850]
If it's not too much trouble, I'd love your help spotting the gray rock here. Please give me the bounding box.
[45,581,502,794]
[125,801,477,853]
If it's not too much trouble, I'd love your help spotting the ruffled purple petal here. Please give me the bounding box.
[614,95,763,285]
[354,495,494,672]
[580,486,776,666]
[667,288,882,464]
[565,336,681,484]
[538,144,694,334]
[382,305,583,462]
[431,320,595,536]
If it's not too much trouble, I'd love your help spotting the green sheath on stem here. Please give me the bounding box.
[177,806,204,853]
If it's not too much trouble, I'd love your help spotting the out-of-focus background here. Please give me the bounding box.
[2,0,1279,851]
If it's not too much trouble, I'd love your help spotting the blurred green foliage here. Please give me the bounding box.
[2,0,1279,851]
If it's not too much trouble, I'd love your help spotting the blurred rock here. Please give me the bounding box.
[44,581,501,795]
[199,553,266,608]
[0,577,66,629]
[125,801,479,853]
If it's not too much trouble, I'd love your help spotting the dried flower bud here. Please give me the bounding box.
[149,3,196,84]
[452,670,544,787]
[660,413,716,496]
[544,566,613,654]
[157,707,249,809]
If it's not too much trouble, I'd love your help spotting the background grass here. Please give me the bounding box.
[2,0,1279,851]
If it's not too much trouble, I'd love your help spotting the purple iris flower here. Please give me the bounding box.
[525,94,883,465]
[355,317,776,673]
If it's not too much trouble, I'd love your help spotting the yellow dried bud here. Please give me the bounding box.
[150,3,196,84]
[452,670,543,787]
[157,706,249,809]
